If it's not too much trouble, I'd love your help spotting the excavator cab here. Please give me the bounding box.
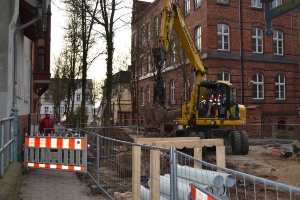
[197,80,240,120]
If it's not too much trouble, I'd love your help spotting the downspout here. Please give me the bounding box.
[13,16,40,162]
[239,0,244,104]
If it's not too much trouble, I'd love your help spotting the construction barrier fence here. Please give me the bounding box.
[82,126,300,200]
[24,127,87,172]
[0,117,15,177]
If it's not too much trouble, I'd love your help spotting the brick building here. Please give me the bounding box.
[131,0,300,135]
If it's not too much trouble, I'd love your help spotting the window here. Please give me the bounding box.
[147,54,151,73]
[251,0,262,8]
[141,26,146,45]
[141,87,144,105]
[273,30,283,55]
[195,27,201,52]
[170,80,175,103]
[195,0,201,8]
[185,0,190,15]
[217,24,230,51]
[252,74,264,100]
[272,0,282,8]
[147,86,151,103]
[217,0,229,5]
[275,75,285,100]
[154,16,159,36]
[38,48,45,70]
[44,106,49,113]
[218,72,230,82]
[252,28,263,53]
[133,33,137,48]
[147,23,151,42]
[76,94,81,101]
[141,57,146,75]
[60,106,65,114]
[171,42,176,63]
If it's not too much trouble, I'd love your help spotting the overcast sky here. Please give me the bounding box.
[51,1,135,82]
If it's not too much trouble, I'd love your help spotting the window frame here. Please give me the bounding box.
[38,47,45,70]
[273,30,283,55]
[217,24,230,51]
[275,75,286,100]
[147,85,151,103]
[185,0,190,15]
[76,93,81,101]
[217,0,229,5]
[147,23,151,42]
[170,80,175,103]
[195,26,201,52]
[141,87,144,105]
[147,54,151,73]
[252,28,263,53]
[253,74,264,100]
[272,0,282,8]
[251,0,262,8]
[218,72,230,82]
[195,0,201,9]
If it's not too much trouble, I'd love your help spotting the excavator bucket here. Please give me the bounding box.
[140,102,180,124]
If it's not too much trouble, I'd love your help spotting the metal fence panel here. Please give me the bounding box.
[81,126,300,200]
[0,117,14,177]
[24,131,87,172]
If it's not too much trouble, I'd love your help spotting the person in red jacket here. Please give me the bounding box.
[38,111,54,136]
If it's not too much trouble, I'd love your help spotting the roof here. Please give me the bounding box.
[113,71,132,83]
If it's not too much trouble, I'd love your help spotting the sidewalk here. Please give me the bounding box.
[17,168,108,200]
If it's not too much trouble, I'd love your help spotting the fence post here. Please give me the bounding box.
[96,134,100,186]
[170,146,178,200]
[0,122,3,176]
[150,149,160,200]
[132,145,141,200]
[12,108,18,162]
[272,123,275,143]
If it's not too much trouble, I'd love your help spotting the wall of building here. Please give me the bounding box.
[132,0,300,127]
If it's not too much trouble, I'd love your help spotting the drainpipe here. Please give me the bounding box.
[13,16,40,162]
[239,0,244,104]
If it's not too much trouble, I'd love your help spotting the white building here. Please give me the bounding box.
[40,79,94,124]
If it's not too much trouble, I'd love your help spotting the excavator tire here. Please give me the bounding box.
[231,131,242,155]
[240,130,249,155]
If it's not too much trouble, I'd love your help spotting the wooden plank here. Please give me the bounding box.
[193,147,202,169]
[132,146,141,200]
[216,146,226,168]
[150,149,160,200]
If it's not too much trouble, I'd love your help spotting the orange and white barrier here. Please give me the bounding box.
[25,137,85,150]
[24,162,85,171]
[24,135,87,172]
[190,185,214,200]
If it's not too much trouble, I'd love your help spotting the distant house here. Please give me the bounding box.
[111,71,132,125]
[40,79,94,124]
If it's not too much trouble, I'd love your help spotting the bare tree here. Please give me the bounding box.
[86,79,103,122]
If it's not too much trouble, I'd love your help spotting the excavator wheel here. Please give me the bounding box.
[231,131,242,155]
[240,130,249,155]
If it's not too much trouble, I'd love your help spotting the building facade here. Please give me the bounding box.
[0,0,51,134]
[131,0,300,134]
[40,79,94,124]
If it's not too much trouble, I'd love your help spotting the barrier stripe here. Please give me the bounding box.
[25,137,84,149]
[190,185,214,200]
[25,162,85,171]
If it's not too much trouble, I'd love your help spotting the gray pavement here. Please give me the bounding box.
[17,168,109,200]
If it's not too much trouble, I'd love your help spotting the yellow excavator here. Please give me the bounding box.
[140,0,249,155]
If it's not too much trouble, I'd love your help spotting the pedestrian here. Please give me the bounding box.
[38,111,54,136]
